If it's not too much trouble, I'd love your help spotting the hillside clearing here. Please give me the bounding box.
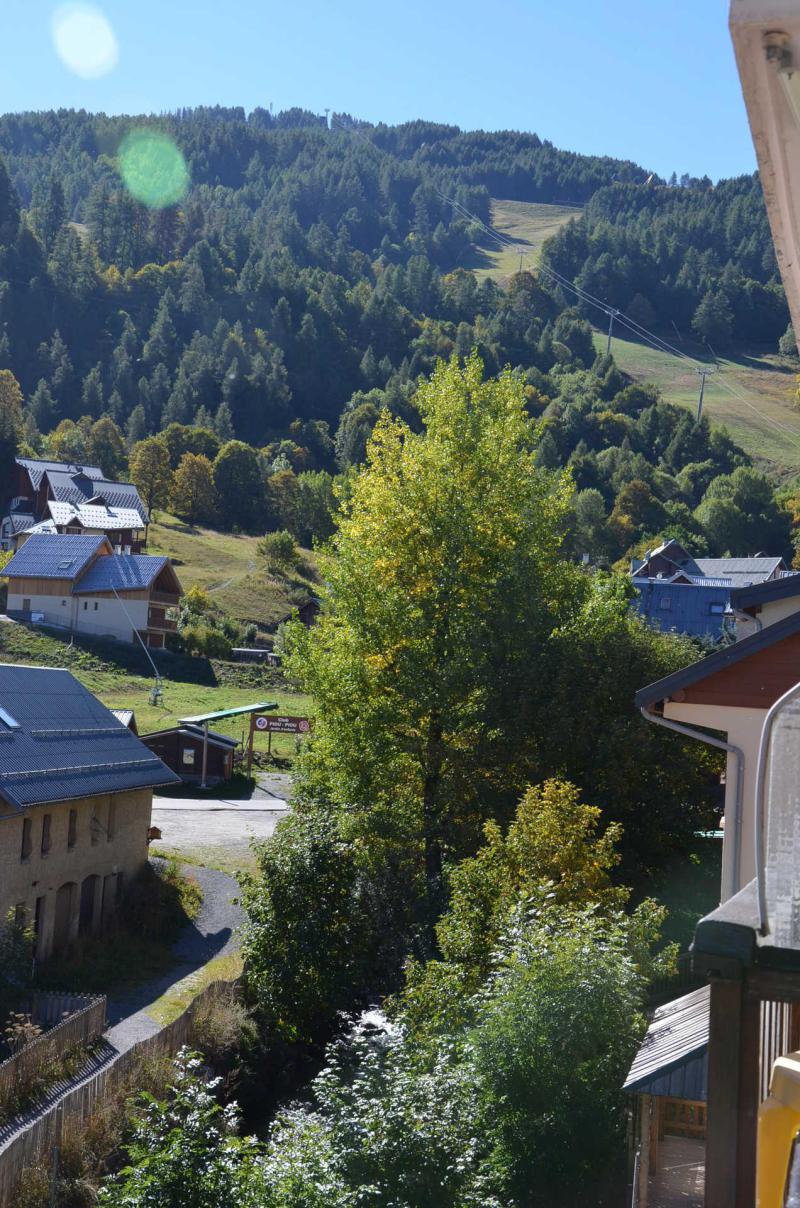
[466,198,582,281]
[595,329,800,473]
[146,514,318,634]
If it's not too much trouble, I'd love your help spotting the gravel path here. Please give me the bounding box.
[0,862,245,1160]
[151,773,292,863]
[105,861,242,1051]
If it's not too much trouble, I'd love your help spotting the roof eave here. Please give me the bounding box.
[635,608,800,708]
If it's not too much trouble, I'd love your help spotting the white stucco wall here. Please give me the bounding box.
[8,590,74,629]
[664,700,767,902]
[8,591,149,644]
[73,595,149,642]
[756,597,800,629]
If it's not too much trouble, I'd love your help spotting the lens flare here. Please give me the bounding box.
[51,4,119,79]
[118,130,189,209]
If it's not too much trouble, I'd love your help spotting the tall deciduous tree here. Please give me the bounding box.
[212,440,266,530]
[129,437,172,518]
[286,354,573,935]
[87,416,126,479]
[0,369,23,481]
[170,453,217,524]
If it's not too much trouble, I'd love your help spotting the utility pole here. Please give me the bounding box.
[695,367,715,421]
[605,308,620,355]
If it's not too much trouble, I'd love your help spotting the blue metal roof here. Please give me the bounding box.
[0,664,179,809]
[73,554,168,594]
[632,578,730,639]
[2,534,107,580]
[624,986,708,1100]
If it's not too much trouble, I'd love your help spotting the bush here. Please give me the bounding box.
[184,584,212,614]
[258,529,300,574]
[243,622,257,645]
[239,808,408,1045]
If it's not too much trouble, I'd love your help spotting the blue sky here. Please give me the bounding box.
[6,0,755,182]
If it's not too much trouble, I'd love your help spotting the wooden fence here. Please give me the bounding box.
[0,996,107,1107]
[0,978,239,1208]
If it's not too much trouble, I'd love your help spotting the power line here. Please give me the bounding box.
[333,114,800,453]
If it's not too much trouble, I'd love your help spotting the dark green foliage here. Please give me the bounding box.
[212,440,265,530]
[543,175,787,345]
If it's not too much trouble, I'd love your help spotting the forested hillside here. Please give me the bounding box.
[0,106,797,565]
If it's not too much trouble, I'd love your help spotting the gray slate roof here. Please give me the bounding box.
[0,664,179,809]
[44,470,147,522]
[624,986,709,1099]
[73,554,168,594]
[16,458,104,492]
[3,534,107,580]
[694,557,785,586]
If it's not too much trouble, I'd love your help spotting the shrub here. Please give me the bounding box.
[258,528,299,574]
[184,584,212,614]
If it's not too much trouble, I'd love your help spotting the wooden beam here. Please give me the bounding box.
[736,990,761,1206]
[706,977,744,1208]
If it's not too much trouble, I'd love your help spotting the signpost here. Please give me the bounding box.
[248,714,312,772]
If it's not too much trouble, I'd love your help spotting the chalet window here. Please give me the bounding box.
[83,601,88,610]
[20,817,32,862]
[67,808,77,848]
[94,601,99,611]
[61,599,66,607]
[90,809,100,846]
[107,799,116,841]
[710,602,725,615]
[659,597,672,611]
[41,814,51,855]
[182,748,196,767]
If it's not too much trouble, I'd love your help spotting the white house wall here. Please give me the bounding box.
[7,590,149,644]
[73,595,149,642]
[664,699,767,901]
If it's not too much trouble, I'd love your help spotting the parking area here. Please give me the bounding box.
[150,773,291,873]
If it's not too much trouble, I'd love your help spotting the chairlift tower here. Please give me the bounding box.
[695,366,715,422]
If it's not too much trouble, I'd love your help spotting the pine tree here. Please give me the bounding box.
[125,404,148,447]
[214,399,235,442]
[28,379,57,432]
[360,345,378,386]
[143,289,178,369]
[36,174,66,250]
[0,155,20,245]
[81,364,105,418]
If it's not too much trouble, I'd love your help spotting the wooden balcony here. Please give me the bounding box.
[149,616,177,632]
[150,591,180,607]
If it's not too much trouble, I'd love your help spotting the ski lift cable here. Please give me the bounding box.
[333,115,800,450]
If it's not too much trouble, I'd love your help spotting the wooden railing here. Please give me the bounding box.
[148,615,177,632]
[0,996,106,1107]
[0,979,239,1207]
